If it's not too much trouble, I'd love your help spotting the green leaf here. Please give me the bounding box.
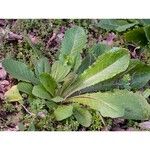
[39,73,57,96]
[32,85,52,100]
[51,61,71,82]
[63,48,130,97]
[4,85,22,102]
[2,59,38,84]
[54,105,73,121]
[34,57,51,77]
[124,27,148,46]
[97,19,138,32]
[17,82,33,95]
[68,90,150,120]
[73,106,92,127]
[144,25,150,42]
[59,26,87,62]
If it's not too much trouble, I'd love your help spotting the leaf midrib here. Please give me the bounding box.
[70,95,122,113]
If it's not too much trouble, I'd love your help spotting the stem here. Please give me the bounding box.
[99,113,106,127]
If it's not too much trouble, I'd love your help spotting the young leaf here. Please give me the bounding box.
[68,90,150,120]
[2,59,38,84]
[39,73,57,96]
[17,82,33,95]
[97,19,138,32]
[60,72,77,95]
[54,105,73,121]
[34,57,51,77]
[59,26,87,62]
[63,48,130,97]
[73,106,92,127]
[32,85,52,100]
[4,85,22,102]
[51,61,71,82]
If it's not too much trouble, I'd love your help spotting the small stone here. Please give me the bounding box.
[37,111,46,118]
[139,121,150,129]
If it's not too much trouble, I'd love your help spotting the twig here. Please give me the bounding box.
[20,104,35,116]
[46,32,56,49]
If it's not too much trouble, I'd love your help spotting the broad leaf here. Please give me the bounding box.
[68,90,150,120]
[73,105,92,127]
[39,73,57,96]
[97,19,138,32]
[51,61,71,82]
[59,26,87,63]
[34,57,51,77]
[5,85,22,102]
[54,105,73,121]
[2,59,38,84]
[32,85,52,100]
[63,48,130,97]
[17,82,33,95]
